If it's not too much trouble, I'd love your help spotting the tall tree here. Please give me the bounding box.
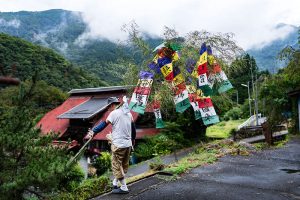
[0,81,71,199]
[226,54,259,104]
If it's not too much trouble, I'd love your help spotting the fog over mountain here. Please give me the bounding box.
[0,9,298,77]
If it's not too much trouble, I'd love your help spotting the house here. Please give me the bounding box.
[37,85,161,153]
[288,89,300,133]
[0,76,20,86]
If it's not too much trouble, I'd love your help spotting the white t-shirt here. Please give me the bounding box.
[107,109,133,148]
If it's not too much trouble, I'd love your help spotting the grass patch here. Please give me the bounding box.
[206,119,245,139]
[164,139,253,175]
[52,176,110,200]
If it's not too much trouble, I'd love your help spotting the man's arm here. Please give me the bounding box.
[87,120,111,138]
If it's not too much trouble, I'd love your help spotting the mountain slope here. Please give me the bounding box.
[0,9,162,84]
[0,33,107,91]
[247,24,299,72]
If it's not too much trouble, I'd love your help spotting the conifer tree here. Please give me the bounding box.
[0,81,71,199]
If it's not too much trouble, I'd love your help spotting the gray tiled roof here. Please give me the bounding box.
[57,98,108,119]
[68,85,134,94]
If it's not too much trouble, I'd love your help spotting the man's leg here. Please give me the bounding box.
[122,147,131,175]
[111,144,129,193]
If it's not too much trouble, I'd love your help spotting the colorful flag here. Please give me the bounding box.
[197,98,220,125]
[216,69,233,93]
[172,67,185,86]
[129,71,154,114]
[153,101,165,128]
[196,43,213,96]
[188,92,202,120]
[173,83,191,113]
[207,46,233,94]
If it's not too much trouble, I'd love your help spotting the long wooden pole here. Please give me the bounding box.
[66,136,93,167]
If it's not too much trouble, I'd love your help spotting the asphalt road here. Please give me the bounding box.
[95,136,300,200]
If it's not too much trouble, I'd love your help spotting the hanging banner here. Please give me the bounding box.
[197,98,220,125]
[173,83,191,113]
[188,91,202,120]
[207,45,233,94]
[129,71,154,114]
[197,43,214,96]
[216,69,233,93]
[152,101,165,128]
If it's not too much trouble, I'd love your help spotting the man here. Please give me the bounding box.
[87,96,136,194]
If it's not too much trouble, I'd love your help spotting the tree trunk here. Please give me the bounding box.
[262,122,273,145]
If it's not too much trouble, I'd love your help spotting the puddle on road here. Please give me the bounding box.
[280,169,300,174]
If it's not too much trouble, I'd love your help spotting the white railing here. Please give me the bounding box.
[238,114,266,130]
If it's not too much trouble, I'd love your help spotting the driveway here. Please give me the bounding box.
[94,136,300,200]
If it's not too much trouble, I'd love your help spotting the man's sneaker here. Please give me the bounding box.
[112,185,119,190]
[112,188,129,194]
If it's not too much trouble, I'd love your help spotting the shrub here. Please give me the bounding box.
[93,152,111,176]
[53,176,110,200]
[135,122,187,162]
[134,142,154,161]
[59,164,85,192]
[223,106,243,121]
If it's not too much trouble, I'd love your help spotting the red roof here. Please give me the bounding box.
[91,110,159,141]
[0,76,20,85]
[37,97,90,137]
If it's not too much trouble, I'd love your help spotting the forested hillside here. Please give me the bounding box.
[0,33,107,91]
[0,9,162,84]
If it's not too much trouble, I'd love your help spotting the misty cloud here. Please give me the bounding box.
[1,0,300,50]
[0,18,20,28]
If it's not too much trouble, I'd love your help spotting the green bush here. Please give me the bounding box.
[223,106,243,121]
[53,176,110,200]
[134,142,155,161]
[59,164,85,192]
[93,152,111,176]
[135,122,187,161]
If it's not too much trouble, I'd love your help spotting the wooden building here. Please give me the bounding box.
[37,86,160,153]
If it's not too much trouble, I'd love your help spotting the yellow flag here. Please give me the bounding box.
[173,73,185,86]
[208,55,215,65]
[172,52,180,62]
[160,63,173,77]
[198,51,207,65]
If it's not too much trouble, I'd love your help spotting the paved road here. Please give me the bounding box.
[94,136,300,200]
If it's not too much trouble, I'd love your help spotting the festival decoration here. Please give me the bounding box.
[198,97,220,125]
[192,43,214,96]
[152,101,165,128]
[129,71,154,114]
[207,45,233,93]
[129,41,232,126]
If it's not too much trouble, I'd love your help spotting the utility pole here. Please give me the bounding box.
[248,81,252,117]
[241,82,251,117]
[250,57,259,125]
[255,74,259,125]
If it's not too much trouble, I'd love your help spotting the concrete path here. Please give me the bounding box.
[95,136,300,200]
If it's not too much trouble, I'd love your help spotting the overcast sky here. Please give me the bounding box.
[1,0,299,50]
